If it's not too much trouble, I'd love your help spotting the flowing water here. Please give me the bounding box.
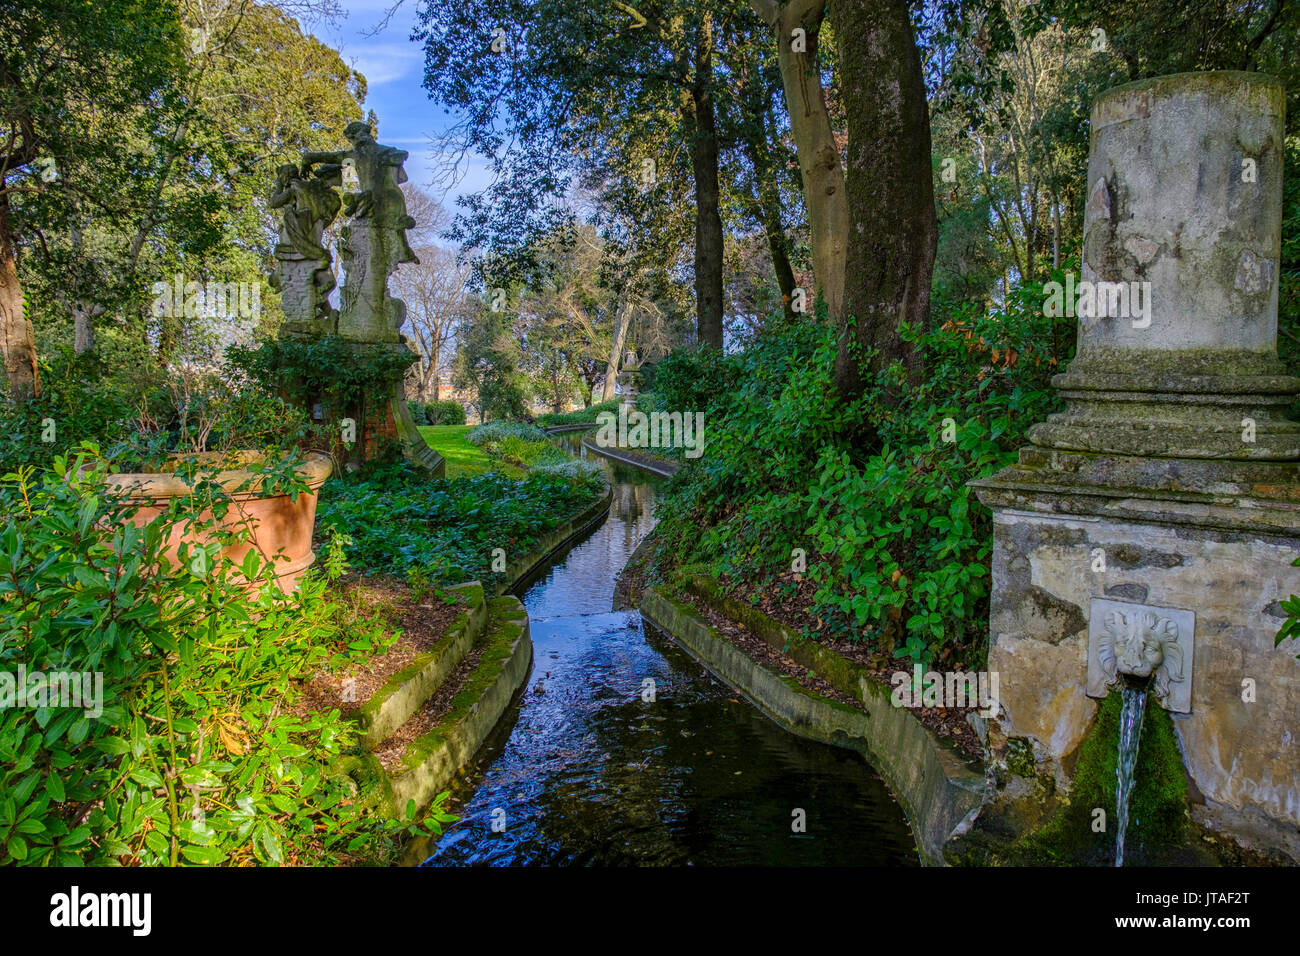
[421,433,917,866]
[1114,685,1148,867]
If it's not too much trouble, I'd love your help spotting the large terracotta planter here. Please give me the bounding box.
[103,451,333,593]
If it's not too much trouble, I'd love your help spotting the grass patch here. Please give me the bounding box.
[419,424,525,478]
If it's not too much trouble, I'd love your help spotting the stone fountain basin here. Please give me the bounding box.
[103,450,333,593]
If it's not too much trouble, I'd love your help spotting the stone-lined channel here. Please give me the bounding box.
[421,434,916,865]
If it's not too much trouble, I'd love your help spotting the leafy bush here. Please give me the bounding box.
[465,420,568,467]
[649,284,1070,668]
[0,351,141,472]
[407,400,429,425]
[466,420,550,445]
[532,459,605,482]
[425,400,467,426]
[495,435,567,467]
[315,460,605,588]
[536,399,620,427]
[116,369,316,470]
[0,446,455,866]
[408,400,465,426]
[228,336,414,414]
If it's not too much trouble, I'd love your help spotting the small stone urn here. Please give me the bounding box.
[617,349,642,407]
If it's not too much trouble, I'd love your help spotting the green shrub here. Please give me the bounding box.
[0,351,141,472]
[407,400,429,425]
[426,400,466,426]
[532,459,604,482]
[466,420,550,445]
[0,445,455,866]
[495,435,567,467]
[315,460,605,589]
[536,399,620,427]
[649,283,1070,668]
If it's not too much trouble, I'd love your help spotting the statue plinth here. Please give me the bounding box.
[272,244,337,339]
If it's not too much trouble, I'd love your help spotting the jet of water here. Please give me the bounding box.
[1114,685,1148,866]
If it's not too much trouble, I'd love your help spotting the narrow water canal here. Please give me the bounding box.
[422,433,917,866]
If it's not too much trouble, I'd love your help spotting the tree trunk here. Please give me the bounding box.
[689,13,725,350]
[602,300,633,402]
[743,131,798,321]
[430,340,441,401]
[766,221,798,321]
[0,191,40,401]
[73,305,96,355]
[830,0,937,402]
[750,0,848,320]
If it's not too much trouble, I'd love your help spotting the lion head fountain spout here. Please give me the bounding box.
[1088,603,1194,866]
[1087,600,1194,713]
[1098,608,1184,703]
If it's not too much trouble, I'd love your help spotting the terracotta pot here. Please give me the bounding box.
[103,451,333,593]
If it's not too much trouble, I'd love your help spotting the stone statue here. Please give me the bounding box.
[268,163,342,336]
[272,122,443,475]
[301,122,419,343]
[270,162,341,263]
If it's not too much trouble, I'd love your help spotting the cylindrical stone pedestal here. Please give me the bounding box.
[1030,71,1300,460]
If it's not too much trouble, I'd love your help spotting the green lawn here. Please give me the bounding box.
[419,424,526,479]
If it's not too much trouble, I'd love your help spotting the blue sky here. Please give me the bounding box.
[309,0,492,211]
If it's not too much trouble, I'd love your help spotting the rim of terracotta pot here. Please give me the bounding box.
[102,450,333,501]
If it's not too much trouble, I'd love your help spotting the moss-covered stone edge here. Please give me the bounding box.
[677,572,982,769]
[352,581,485,748]
[641,583,987,866]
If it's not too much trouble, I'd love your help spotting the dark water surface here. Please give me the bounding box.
[422,434,917,866]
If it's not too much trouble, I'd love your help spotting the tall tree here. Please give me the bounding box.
[417,0,785,351]
[392,244,473,400]
[747,0,847,319]
[0,0,183,400]
[830,0,937,402]
[9,0,363,397]
[688,10,726,348]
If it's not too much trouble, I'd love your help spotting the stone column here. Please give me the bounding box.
[971,72,1300,862]
[1031,71,1298,461]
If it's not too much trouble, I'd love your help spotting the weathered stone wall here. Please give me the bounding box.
[989,508,1300,859]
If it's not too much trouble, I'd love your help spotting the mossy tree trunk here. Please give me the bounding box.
[830,0,936,403]
[749,0,848,321]
[687,11,725,350]
[0,190,40,401]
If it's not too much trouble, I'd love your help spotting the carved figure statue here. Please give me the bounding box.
[269,163,342,264]
[298,122,419,342]
[268,163,343,333]
[301,121,418,266]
